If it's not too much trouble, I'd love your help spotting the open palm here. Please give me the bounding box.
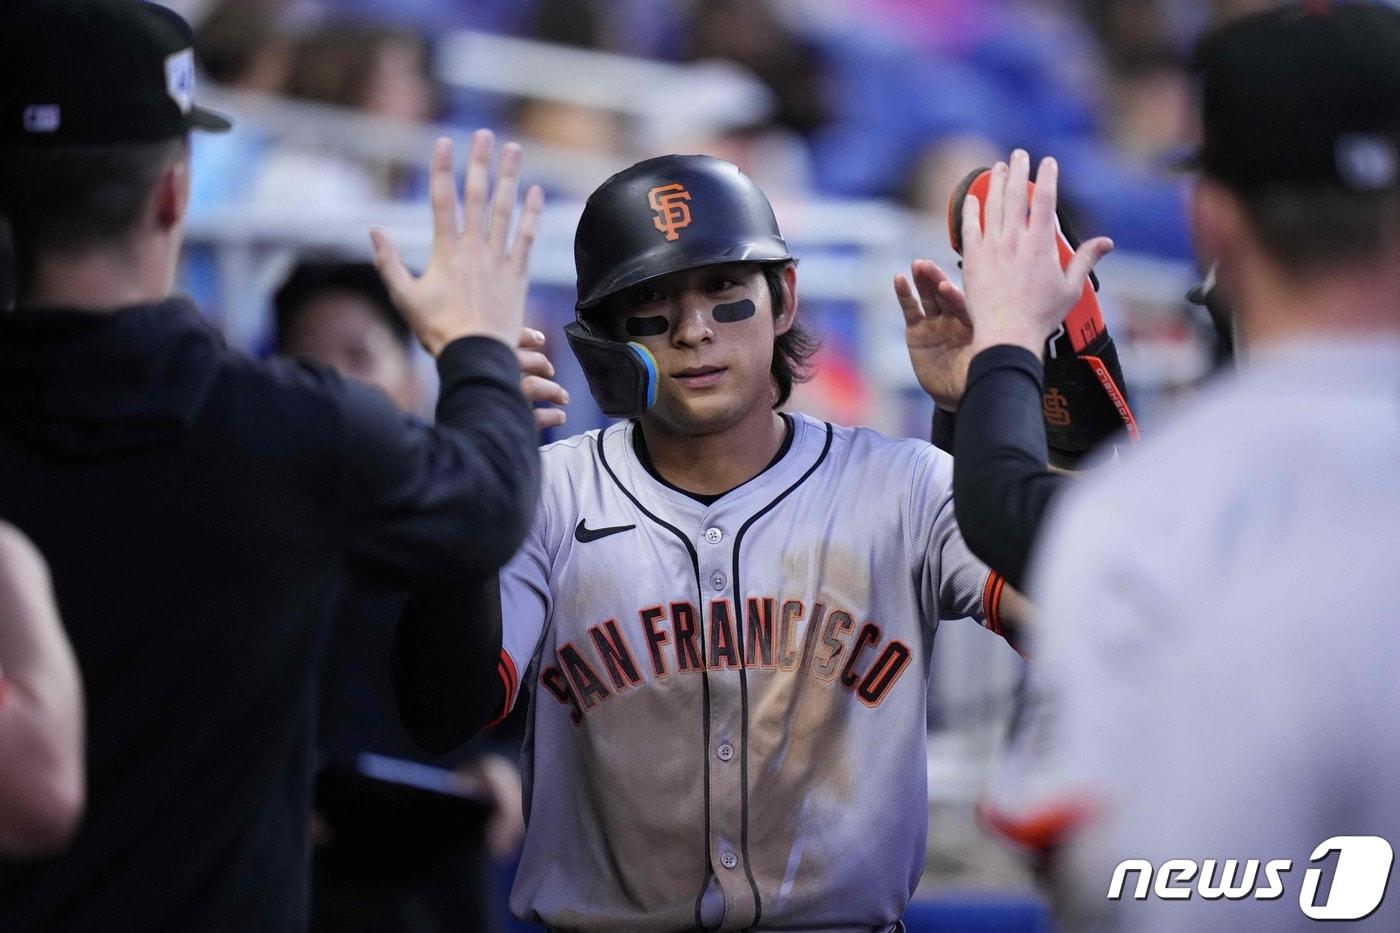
[894,259,975,411]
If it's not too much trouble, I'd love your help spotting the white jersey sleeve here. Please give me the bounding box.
[494,434,594,721]
[909,444,1004,636]
[496,501,551,720]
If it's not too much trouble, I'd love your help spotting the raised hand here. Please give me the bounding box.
[894,259,975,411]
[370,130,545,355]
[516,326,568,430]
[959,150,1113,359]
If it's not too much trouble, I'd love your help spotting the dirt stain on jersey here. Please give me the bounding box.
[744,543,878,897]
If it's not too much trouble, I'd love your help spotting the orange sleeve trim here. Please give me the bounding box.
[982,571,1006,637]
[977,799,1092,852]
[482,649,518,729]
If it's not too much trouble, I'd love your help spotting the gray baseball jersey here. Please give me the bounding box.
[984,340,1400,931]
[496,412,1004,931]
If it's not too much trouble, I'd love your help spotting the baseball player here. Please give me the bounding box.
[390,155,1112,931]
[976,4,1400,930]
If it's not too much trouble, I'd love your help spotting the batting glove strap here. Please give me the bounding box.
[1042,329,1139,468]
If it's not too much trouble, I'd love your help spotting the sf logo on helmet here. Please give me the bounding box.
[648,183,692,241]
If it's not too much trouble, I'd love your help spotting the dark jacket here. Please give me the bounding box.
[0,298,537,931]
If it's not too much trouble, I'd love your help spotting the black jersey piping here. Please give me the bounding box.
[595,432,716,928]
[630,413,794,506]
[729,420,834,925]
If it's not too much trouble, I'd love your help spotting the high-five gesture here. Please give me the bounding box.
[893,259,975,411]
[371,130,545,355]
[515,326,569,430]
[959,150,1113,359]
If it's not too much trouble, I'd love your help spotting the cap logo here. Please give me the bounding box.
[165,48,196,115]
[22,105,60,134]
[1336,134,1398,191]
[648,183,692,241]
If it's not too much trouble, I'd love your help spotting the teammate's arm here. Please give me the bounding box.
[0,524,84,857]
[395,495,552,754]
[914,446,1030,648]
[393,572,505,754]
[997,582,1032,649]
[897,262,1064,590]
[334,132,545,586]
[952,346,1066,590]
[897,152,1117,589]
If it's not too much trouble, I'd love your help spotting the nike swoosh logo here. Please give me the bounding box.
[574,519,637,543]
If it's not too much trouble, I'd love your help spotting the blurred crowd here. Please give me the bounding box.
[169,0,1254,439]
[180,0,1279,259]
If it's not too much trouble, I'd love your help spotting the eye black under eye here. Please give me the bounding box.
[712,299,756,324]
[624,315,669,337]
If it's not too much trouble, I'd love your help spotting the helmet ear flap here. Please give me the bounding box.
[563,321,658,419]
[575,309,610,340]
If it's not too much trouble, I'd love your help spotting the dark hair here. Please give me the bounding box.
[0,138,187,300]
[761,261,820,408]
[273,260,411,352]
[1238,186,1400,273]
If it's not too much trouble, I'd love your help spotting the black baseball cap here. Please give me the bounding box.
[1188,1,1400,193]
[0,0,232,146]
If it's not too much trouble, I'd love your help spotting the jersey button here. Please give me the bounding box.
[720,852,738,870]
[710,571,726,591]
[705,527,723,544]
[717,743,734,762]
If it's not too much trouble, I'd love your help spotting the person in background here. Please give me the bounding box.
[0,0,544,925]
[272,260,528,933]
[286,23,436,125]
[193,2,294,95]
[0,523,84,859]
[960,5,1400,929]
[249,21,439,209]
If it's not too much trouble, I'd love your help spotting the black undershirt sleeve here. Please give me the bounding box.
[952,345,1069,590]
[337,335,538,584]
[392,571,505,755]
[385,337,531,755]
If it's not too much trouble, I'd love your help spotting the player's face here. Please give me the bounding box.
[282,291,417,413]
[607,262,795,435]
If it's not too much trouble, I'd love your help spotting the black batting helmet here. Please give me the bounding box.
[565,154,794,419]
[573,154,792,312]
